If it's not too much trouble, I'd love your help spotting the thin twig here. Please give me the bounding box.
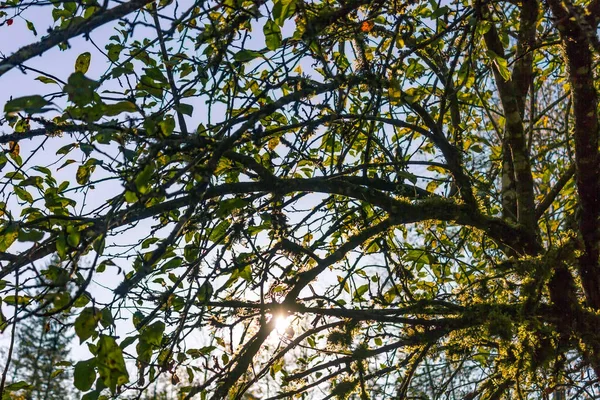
[0,267,19,394]
[151,3,189,136]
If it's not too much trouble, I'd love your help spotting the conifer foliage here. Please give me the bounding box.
[9,313,73,400]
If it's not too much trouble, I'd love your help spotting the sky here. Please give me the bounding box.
[0,0,311,377]
[0,2,440,395]
[0,1,186,372]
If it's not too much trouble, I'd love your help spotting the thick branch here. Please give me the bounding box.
[481,6,537,232]
[1,176,539,280]
[548,0,600,308]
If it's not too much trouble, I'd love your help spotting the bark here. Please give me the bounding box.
[548,0,600,309]
[480,1,538,233]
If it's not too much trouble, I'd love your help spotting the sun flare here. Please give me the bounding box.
[275,315,291,335]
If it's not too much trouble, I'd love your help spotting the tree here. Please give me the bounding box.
[0,0,599,398]
[9,312,73,400]
[1,256,74,400]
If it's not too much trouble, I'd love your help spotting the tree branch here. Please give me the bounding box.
[480,3,537,232]
[535,163,576,220]
[0,0,153,77]
[548,0,600,309]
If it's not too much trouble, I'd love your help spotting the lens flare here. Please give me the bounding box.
[275,314,291,335]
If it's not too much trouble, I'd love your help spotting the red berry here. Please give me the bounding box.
[6,19,13,26]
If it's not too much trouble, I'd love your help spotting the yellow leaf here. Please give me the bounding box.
[75,52,91,74]
[268,137,280,151]
[8,141,19,157]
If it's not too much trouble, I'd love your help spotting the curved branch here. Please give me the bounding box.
[1,176,538,280]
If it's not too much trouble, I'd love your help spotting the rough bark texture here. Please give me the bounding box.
[481,2,538,233]
[548,0,600,309]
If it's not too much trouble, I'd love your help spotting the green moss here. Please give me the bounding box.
[487,310,513,341]
[327,330,352,347]
[331,379,358,400]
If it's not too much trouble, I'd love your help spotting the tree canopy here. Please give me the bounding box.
[0,0,599,398]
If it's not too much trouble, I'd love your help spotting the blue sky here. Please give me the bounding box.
[0,0,307,372]
[0,2,165,368]
[0,4,434,394]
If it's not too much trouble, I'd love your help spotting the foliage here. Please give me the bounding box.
[4,259,74,400]
[0,0,599,398]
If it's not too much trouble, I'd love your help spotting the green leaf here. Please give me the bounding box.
[144,67,167,83]
[187,346,216,358]
[74,359,97,391]
[397,171,418,185]
[6,381,30,390]
[162,256,182,271]
[124,190,138,203]
[217,198,247,217]
[0,224,18,252]
[36,76,58,85]
[50,369,65,378]
[14,187,33,203]
[56,235,67,259]
[273,0,296,26]
[132,311,144,329]
[76,164,94,185]
[4,95,50,114]
[233,50,263,63]
[80,143,94,157]
[239,265,252,282]
[93,236,105,255]
[3,295,31,305]
[75,307,100,343]
[97,335,129,393]
[488,51,511,82]
[56,143,75,155]
[100,308,113,328]
[75,52,92,73]
[106,43,123,62]
[18,228,44,243]
[120,335,138,349]
[263,19,282,51]
[197,281,213,304]
[26,20,37,35]
[134,163,154,194]
[81,390,101,400]
[67,226,81,247]
[209,220,230,242]
[353,284,369,301]
[140,321,165,346]
[200,345,216,355]
[73,293,91,308]
[158,115,175,136]
[494,58,510,81]
[84,6,98,18]
[175,103,193,116]
[53,291,71,310]
[138,75,163,98]
[64,72,99,107]
[104,101,136,116]
[20,175,43,189]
